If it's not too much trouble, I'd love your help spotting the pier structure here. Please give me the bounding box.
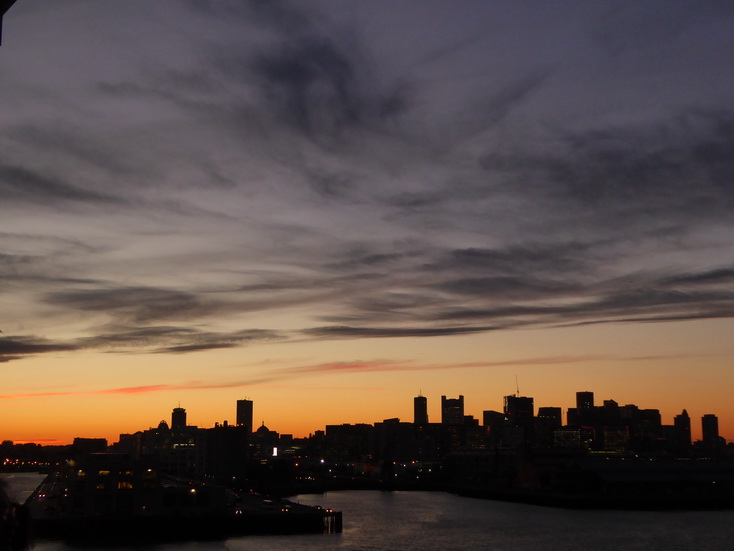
[25,453,341,544]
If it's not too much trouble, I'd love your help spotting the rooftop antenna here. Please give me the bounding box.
[515,375,520,396]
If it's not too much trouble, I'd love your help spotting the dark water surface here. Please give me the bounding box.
[4,473,734,550]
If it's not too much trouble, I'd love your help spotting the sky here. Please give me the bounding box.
[2,1,734,445]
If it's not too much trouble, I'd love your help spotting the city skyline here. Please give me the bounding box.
[3,389,723,446]
[2,1,734,444]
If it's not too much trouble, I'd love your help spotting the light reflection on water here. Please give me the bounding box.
[4,474,734,550]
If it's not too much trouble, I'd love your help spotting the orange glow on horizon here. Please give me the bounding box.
[3,320,734,447]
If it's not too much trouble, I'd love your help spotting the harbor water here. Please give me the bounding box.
[4,473,734,550]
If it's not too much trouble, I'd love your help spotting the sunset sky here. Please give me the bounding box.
[2,1,734,445]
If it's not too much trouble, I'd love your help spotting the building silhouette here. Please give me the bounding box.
[568,391,595,425]
[171,407,187,431]
[576,391,594,410]
[673,409,692,450]
[441,395,464,425]
[414,394,428,425]
[537,407,562,426]
[8,387,734,508]
[504,395,534,426]
[702,414,720,443]
[236,399,253,433]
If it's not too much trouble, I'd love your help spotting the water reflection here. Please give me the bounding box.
[4,474,734,551]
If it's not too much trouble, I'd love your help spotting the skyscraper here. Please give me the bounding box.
[673,409,691,450]
[414,394,428,425]
[702,414,719,444]
[574,391,595,425]
[576,391,594,410]
[504,395,534,426]
[171,407,186,431]
[441,395,464,425]
[236,399,253,433]
[537,407,562,427]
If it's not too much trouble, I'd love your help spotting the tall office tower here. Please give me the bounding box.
[414,395,428,425]
[171,407,187,431]
[576,391,594,410]
[504,395,534,426]
[441,395,464,425]
[702,414,719,444]
[537,407,562,428]
[236,399,253,433]
[673,409,691,448]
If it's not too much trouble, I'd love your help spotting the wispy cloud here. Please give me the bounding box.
[1,1,733,370]
[0,348,718,402]
[0,335,77,363]
[0,379,274,401]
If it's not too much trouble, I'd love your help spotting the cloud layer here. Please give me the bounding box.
[1,0,733,363]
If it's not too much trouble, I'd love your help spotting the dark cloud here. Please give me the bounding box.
[481,109,734,235]
[0,253,98,287]
[0,164,122,206]
[431,276,578,299]
[594,1,734,54]
[2,1,734,365]
[430,244,594,277]
[587,288,734,313]
[0,252,37,276]
[325,247,421,271]
[45,287,210,324]
[437,72,550,151]
[310,244,734,334]
[251,37,359,135]
[10,123,140,179]
[661,268,734,286]
[384,191,449,210]
[427,278,734,329]
[429,305,557,324]
[79,326,283,354]
[0,335,77,362]
[196,0,413,149]
[302,325,496,339]
[0,324,285,363]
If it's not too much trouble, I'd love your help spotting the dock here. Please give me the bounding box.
[26,455,341,544]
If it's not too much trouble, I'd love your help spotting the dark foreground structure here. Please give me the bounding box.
[0,0,18,45]
[25,454,341,545]
[442,447,734,510]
